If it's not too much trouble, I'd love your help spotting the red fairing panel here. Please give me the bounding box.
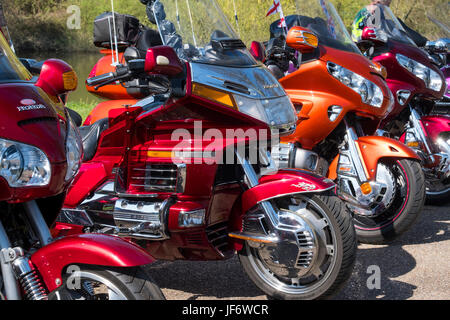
[421,115,450,142]
[31,234,154,292]
[241,169,335,214]
[64,162,108,208]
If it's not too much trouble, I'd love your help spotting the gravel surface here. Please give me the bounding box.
[148,203,450,300]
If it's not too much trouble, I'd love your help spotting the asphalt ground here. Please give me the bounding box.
[148,203,450,300]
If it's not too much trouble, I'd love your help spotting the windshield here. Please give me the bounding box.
[224,0,361,55]
[427,2,450,39]
[361,4,416,46]
[151,0,257,66]
[0,31,32,82]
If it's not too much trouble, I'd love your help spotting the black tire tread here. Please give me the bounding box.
[355,159,426,245]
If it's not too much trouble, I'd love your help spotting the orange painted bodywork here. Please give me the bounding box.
[83,99,138,126]
[278,45,420,182]
[280,45,391,150]
[328,136,420,181]
[86,50,134,100]
[84,50,139,125]
[355,136,419,180]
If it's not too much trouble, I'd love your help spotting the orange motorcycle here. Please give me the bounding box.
[244,0,425,244]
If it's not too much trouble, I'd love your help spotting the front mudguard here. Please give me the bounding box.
[240,169,335,214]
[229,169,335,243]
[31,234,154,292]
[329,136,420,181]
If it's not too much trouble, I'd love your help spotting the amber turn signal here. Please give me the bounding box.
[360,182,373,195]
[63,71,78,91]
[192,83,236,109]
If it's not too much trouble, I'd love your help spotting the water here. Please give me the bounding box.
[21,51,105,105]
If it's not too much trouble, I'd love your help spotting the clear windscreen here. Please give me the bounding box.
[427,3,450,39]
[221,0,361,55]
[152,0,257,66]
[368,4,416,46]
[0,31,32,82]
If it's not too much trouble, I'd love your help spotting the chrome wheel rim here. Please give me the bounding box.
[56,270,128,300]
[246,196,338,296]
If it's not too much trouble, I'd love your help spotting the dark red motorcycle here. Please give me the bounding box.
[54,0,357,300]
[0,31,164,300]
[356,5,449,202]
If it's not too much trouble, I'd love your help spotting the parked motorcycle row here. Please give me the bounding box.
[0,0,448,300]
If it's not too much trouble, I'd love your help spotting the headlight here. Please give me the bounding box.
[234,95,297,133]
[327,62,384,108]
[65,117,83,182]
[0,139,51,187]
[396,54,443,92]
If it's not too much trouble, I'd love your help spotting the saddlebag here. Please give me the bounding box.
[93,12,141,50]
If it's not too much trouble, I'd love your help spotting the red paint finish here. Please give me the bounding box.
[51,222,85,238]
[31,234,154,292]
[421,115,450,142]
[57,54,340,264]
[35,59,77,97]
[374,41,445,124]
[64,162,107,208]
[144,46,184,76]
[241,170,335,214]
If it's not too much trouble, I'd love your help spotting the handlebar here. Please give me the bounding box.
[86,61,143,90]
[86,72,116,87]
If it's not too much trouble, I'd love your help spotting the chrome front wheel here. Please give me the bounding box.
[238,194,356,300]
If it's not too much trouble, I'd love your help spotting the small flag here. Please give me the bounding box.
[266,0,281,17]
[266,0,288,34]
[278,16,286,28]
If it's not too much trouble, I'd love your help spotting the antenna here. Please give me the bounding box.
[175,0,181,29]
[185,0,197,47]
[110,0,120,66]
[232,0,241,37]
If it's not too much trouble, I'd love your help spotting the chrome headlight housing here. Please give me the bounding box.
[65,117,83,182]
[234,95,297,134]
[327,62,384,108]
[0,139,51,187]
[396,54,444,92]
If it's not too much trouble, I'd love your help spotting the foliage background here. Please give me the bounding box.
[2,0,448,54]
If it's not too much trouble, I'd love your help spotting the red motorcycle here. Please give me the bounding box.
[0,31,164,300]
[55,0,357,300]
[356,5,449,202]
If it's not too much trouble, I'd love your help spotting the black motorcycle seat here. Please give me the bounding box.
[67,108,83,127]
[135,28,163,56]
[78,118,109,162]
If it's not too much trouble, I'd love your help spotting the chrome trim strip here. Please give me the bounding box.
[345,125,368,183]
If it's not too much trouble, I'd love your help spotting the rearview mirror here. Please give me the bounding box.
[20,58,43,75]
[361,27,387,44]
[145,46,183,76]
[35,59,78,97]
[286,26,318,53]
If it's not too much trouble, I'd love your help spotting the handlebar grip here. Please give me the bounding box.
[86,72,116,87]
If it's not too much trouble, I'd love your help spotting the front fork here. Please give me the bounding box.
[336,124,392,216]
[0,201,51,300]
[404,107,449,178]
[406,107,435,162]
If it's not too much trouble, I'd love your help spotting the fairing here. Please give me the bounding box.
[0,83,70,202]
